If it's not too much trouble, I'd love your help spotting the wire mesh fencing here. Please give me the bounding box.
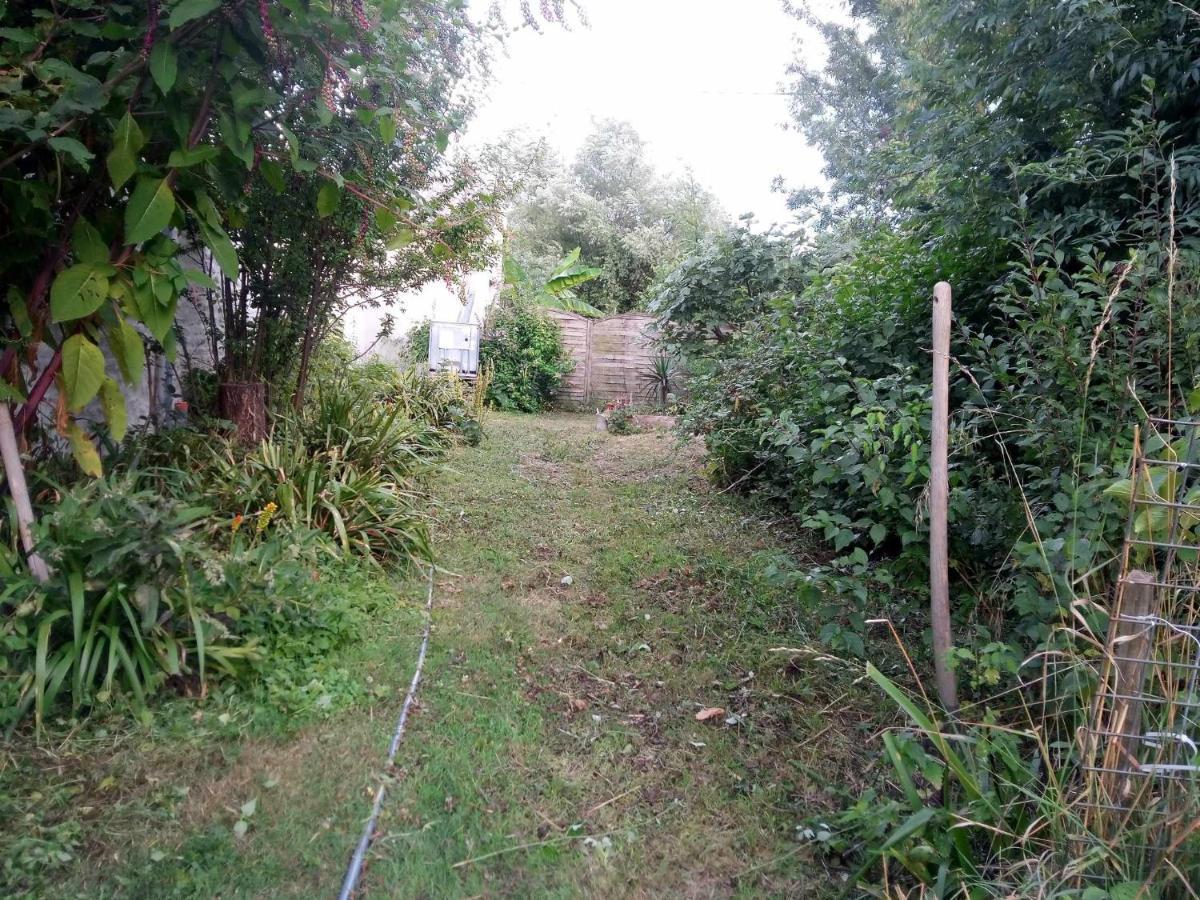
[1082,417,1200,875]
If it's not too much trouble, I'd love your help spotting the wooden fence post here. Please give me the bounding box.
[930,282,959,713]
[0,402,50,583]
[1100,569,1159,806]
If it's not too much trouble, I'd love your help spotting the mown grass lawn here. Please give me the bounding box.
[3,412,889,898]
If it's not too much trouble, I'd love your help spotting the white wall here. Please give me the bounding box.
[345,266,501,365]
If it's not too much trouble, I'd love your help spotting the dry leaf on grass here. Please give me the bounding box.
[694,707,725,722]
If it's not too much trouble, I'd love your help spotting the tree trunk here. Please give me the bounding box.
[292,328,315,413]
[219,382,268,444]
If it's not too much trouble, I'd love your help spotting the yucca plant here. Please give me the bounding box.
[640,354,678,409]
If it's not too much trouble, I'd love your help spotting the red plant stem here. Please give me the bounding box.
[13,347,62,433]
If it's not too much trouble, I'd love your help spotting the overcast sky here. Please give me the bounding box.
[351,2,835,347]
[466,0,832,229]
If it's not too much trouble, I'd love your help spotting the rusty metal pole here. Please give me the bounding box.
[930,282,959,713]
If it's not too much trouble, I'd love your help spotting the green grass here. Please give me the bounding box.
[2,413,885,897]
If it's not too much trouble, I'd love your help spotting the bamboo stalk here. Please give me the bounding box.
[0,402,50,583]
[930,282,959,712]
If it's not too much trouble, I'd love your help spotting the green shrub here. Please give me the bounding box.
[0,367,471,729]
[481,305,571,412]
[0,474,330,730]
[606,405,636,435]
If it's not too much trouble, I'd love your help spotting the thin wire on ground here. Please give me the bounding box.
[337,565,436,900]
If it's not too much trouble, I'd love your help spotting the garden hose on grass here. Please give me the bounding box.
[337,565,436,900]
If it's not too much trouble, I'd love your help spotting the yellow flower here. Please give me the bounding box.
[256,502,278,535]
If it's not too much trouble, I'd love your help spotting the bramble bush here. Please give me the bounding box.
[657,111,1200,896]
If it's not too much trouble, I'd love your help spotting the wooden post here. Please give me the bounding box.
[0,402,50,583]
[1100,569,1159,807]
[930,282,959,712]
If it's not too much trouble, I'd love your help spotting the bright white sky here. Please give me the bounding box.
[466,0,833,229]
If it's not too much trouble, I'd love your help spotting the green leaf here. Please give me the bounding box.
[148,41,177,94]
[48,136,93,165]
[199,221,238,279]
[537,292,605,318]
[169,0,221,30]
[167,145,219,168]
[386,227,415,250]
[107,318,146,386]
[133,285,177,341]
[182,268,218,290]
[72,218,109,265]
[61,333,107,411]
[375,207,397,232]
[8,287,31,338]
[379,113,397,145]
[106,112,145,189]
[0,380,23,403]
[51,264,109,322]
[99,378,127,441]
[66,423,102,476]
[219,112,254,168]
[125,178,176,245]
[260,159,286,193]
[316,181,340,218]
[880,807,937,851]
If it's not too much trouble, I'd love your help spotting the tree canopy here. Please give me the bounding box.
[504,119,727,313]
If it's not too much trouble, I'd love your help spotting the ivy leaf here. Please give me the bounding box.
[61,333,106,411]
[51,264,109,322]
[316,182,340,218]
[107,318,146,386]
[72,218,109,265]
[125,178,176,245]
[65,422,102,478]
[149,41,177,94]
[48,136,93,165]
[99,378,127,441]
[169,0,221,29]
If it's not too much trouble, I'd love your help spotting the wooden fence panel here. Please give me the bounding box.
[546,310,657,406]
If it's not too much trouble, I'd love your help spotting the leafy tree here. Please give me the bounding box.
[506,120,727,313]
[782,0,1200,242]
[0,0,489,470]
[651,227,809,347]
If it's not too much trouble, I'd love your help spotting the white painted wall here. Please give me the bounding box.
[345,265,501,365]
